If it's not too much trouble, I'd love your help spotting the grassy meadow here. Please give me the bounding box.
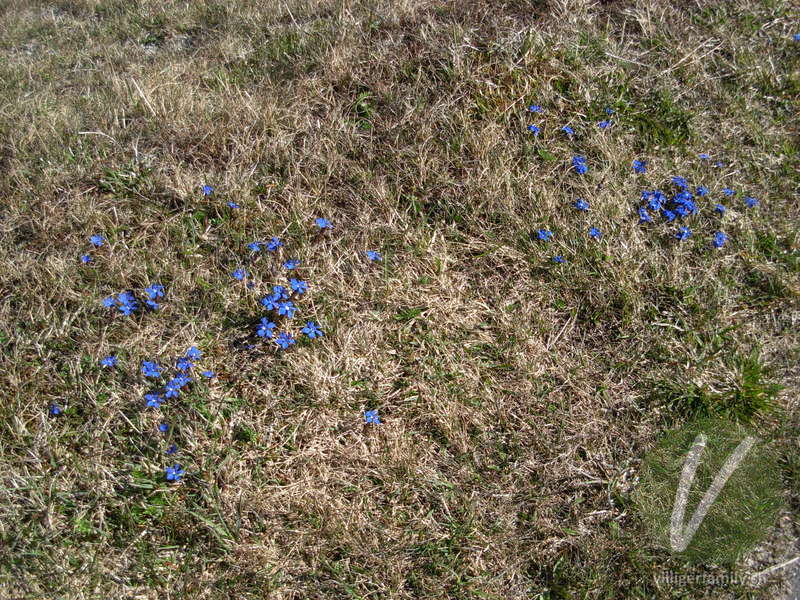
[0,0,799,598]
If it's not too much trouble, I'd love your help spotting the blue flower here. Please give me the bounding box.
[261,295,280,311]
[647,195,662,212]
[166,444,178,455]
[699,153,710,160]
[257,317,276,338]
[275,332,296,350]
[526,124,540,135]
[284,259,300,270]
[145,393,164,408]
[49,404,62,416]
[302,321,323,339]
[574,198,589,211]
[272,285,289,300]
[598,120,612,129]
[695,186,709,197]
[715,204,726,215]
[552,255,566,264]
[277,301,298,318]
[671,176,689,189]
[202,185,213,196]
[536,229,554,241]
[365,250,382,262]
[713,231,728,248]
[364,409,381,424]
[561,125,574,135]
[588,227,601,239]
[100,355,117,368]
[528,104,544,113]
[186,346,202,360]
[794,33,800,41]
[572,155,588,174]
[159,423,169,432]
[632,160,647,174]
[638,207,652,224]
[165,464,185,482]
[714,161,724,168]
[116,291,138,316]
[675,226,692,241]
[722,188,735,196]
[90,235,106,247]
[176,357,193,371]
[744,196,758,208]
[201,370,215,379]
[661,209,677,223]
[231,269,249,281]
[145,284,164,300]
[289,278,308,294]
[315,217,332,230]
[227,201,240,209]
[103,296,115,308]
[81,255,92,264]
[605,107,614,115]
[141,361,163,378]
[247,241,262,252]
[266,237,283,251]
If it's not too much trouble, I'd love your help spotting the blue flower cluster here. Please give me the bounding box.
[103,284,165,316]
[80,234,107,264]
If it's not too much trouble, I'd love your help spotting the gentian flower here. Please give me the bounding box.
[141,361,163,378]
[257,318,276,338]
[289,279,308,294]
[49,404,62,416]
[699,153,710,160]
[272,285,289,300]
[633,160,647,173]
[201,370,215,379]
[227,201,240,209]
[588,227,601,239]
[794,33,800,41]
[103,296,116,308]
[528,104,544,113]
[527,124,540,135]
[552,255,566,264]
[672,176,689,189]
[159,423,169,432]
[266,237,283,251]
[277,301,298,318]
[696,186,709,197]
[364,409,381,424]
[117,291,138,316]
[675,226,692,240]
[647,195,661,212]
[715,204,726,214]
[202,185,213,196]
[145,393,164,408]
[714,161,724,168]
[365,250,382,262]
[605,107,614,115]
[231,269,249,281]
[284,259,300,270]
[638,207,652,224]
[572,155,588,174]
[722,188,735,196]
[81,255,92,264]
[713,231,728,248]
[186,346,202,360]
[574,199,589,211]
[166,444,178,455]
[598,120,612,129]
[145,284,164,299]
[247,241,262,252]
[661,209,677,222]
[744,196,758,208]
[176,357,193,371]
[302,321,323,339]
[275,332,296,350]
[100,355,117,368]
[315,217,332,230]
[561,125,574,135]
[536,229,553,241]
[90,235,106,247]
[261,295,280,311]
[165,464,185,482]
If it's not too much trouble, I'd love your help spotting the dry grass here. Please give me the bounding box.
[0,0,799,598]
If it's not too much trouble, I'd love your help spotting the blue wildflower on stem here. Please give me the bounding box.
[302,321,323,339]
[675,226,692,241]
[202,185,213,196]
[588,227,601,239]
[186,346,202,360]
[81,255,93,264]
[275,332,296,350]
[284,259,300,270]
[100,355,117,368]
[528,104,544,113]
[574,199,589,211]
[227,201,240,209]
[715,204,726,215]
[141,361,163,378]
[536,229,553,241]
[257,318,276,338]
[289,279,308,295]
[165,464,185,482]
[561,125,574,136]
[526,124,540,136]
[266,237,283,251]
[364,410,381,424]
[713,231,728,248]
[315,218,332,230]
[90,235,106,247]
[632,160,647,174]
[49,404,62,416]
[744,196,758,208]
[572,155,588,174]
[365,250,382,262]
[552,256,566,264]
